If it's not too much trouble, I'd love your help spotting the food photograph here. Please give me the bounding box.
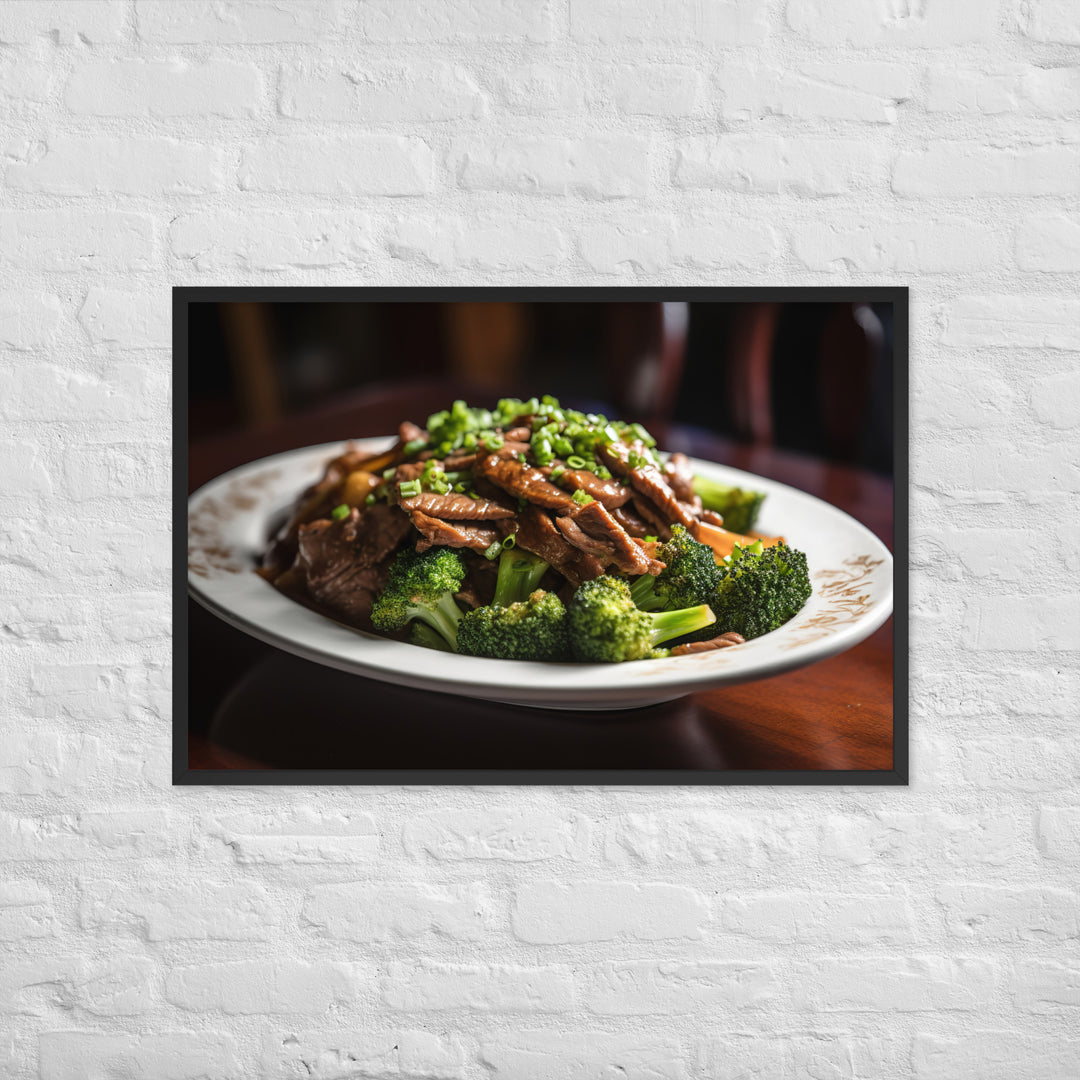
[179,289,904,783]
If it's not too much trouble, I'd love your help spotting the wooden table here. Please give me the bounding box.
[186,393,895,776]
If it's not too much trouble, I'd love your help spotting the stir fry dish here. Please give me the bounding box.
[259,396,811,662]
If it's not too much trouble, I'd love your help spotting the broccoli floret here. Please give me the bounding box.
[711,540,812,640]
[371,546,466,650]
[567,575,716,663]
[411,621,454,652]
[457,589,568,661]
[492,547,550,607]
[692,475,766,535]
[629,524,720,614]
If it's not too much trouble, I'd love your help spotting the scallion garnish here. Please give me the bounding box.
[330,503,350,521]
[398,479,422,498]
[566,454,587,469]
[403,438,427,456]
[483,540,503,561]
[572,488,594,505]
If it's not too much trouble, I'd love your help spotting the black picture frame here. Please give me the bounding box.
[174,286,908,786]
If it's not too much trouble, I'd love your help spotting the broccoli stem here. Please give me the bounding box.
[628,574,665,612]
[648,604,716,648]
[493,549,549,607]
[407,593,463,649]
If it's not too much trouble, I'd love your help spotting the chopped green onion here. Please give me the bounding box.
[572,488,594,506]
[644,534,658,542]
[483,540,502,561]
[502,533,517,550]
[554,436,574,457]
[365,493,377,505]
[398,479,422,498]
[549,464,565,482]
[382,468,396,480]
[403,438,427,456]
[566,454,587,469]
[468,492,480,500]
[517,451,528,464]
[453,482,467,494]
[594,464,612,480]
[330,503,350,521]
[481,432,503,450]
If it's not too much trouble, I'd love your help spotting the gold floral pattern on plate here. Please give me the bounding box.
[778,554,886,650]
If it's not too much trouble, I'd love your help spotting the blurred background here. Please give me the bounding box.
[188,299,895,476]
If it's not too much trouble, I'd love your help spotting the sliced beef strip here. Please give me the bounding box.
[399,420,427,444]
[664,452,697,504]
[400,491,515,520]
[476,454,577,512]
[514,504,604,587]
[701,508,725,529]
[611,503,651,538]
[295,504,411,624]
[554,516,614,563]
[503,426,532,442]
[562,498,663,576]
[601,441,697,530]
[541,465,632,509]
[410,510,501,554]
[631,494,673,541]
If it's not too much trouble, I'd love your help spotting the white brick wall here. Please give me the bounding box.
[1,2,1078,1077]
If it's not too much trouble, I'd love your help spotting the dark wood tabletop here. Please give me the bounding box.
[186,391,895,776]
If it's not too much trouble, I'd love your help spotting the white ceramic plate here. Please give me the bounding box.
[188,439,893,710]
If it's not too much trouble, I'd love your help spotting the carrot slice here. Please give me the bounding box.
[693,521,783,561]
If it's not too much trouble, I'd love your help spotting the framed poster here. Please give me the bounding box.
[177,287,905,785]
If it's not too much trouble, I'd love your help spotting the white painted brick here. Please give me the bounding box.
[359,0,554,42]
[605,810,812,866]
[0,730,100,793]
[791,218,998,273]
[1021,0,1080,45]
[63,442,166,500]
[166,960,361,1014]
[381,961,573,1012]
[480,1031,686,1079]
[1039,806,1080,860]
[6,136,229,196]
[81,880,281,940]
[203,807,380,865]
[0,881,55,940]
[452,136,649,198]
[674,135,880,195]
[0,956,156,1016]
[794,957,996,1012]
[913,1032,1080,1080]
[821,811,1026,867]
[926,64,1080,117]
[0,53,52,102]
[65,59,263,118]
[585,960,776,1015]
[697,1033,891,1079]
[894,143,1080,197]
[0,291,63,350]
[239,135,432,195]
[1012,960,1080,1013]
[965,595,1080,650]
[787,0,996,46]
[938,885,1080,941]
[390,215,568,272]
[958,737,1080,791]
[171,210,373,272]
[0,439,52,495]
[512,882,707,943]
[0,1,125,44]
[719,60,912,123]
[570,0,766,45]
[495,62,586,114]
[303,882,490,941]
[912,368,1018,430]
[940,296,1080,350]
[1031,370,1080,427]
[578,215,674,276]
[917,440,1080,497]
[39,1032,240,1080]
[0,810,176,861]
[1017,213,1080,271]
[78,288,169,349]
[670,217,779,270]
[0,211,156,272]
[136,0,343,43]
[609,64,705,116]
[404,808,589,861]
[281,60,485,122]
[721,891,915,944]
[261,1029,467,1079]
